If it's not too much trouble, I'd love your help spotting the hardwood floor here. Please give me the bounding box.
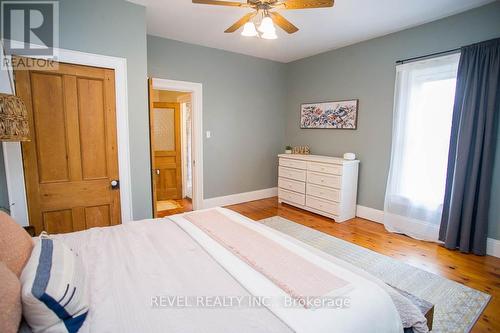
[226,197,500,333]
[157,198,192,217]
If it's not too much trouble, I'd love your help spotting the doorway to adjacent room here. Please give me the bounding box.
[148,81,194,217]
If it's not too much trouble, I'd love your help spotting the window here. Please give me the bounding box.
[384,53,460,241]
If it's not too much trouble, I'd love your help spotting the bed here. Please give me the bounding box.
[40,207,428,333]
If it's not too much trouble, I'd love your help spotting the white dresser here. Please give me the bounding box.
[277,154,359,222]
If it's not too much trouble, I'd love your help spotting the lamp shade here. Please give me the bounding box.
[258,16,274,34]
[241,22,258,37]
[0,93,30,141]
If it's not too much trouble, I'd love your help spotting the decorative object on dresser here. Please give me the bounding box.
[285,145,293,154]
[291,145,310,155]
[300,99,358,129]
[343,152,356,160]
[278,154,359,222]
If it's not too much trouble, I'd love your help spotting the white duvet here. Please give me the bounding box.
[53,208,407,333]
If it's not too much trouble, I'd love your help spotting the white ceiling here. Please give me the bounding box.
[128,0,494,63]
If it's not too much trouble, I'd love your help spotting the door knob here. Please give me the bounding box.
[111,180,120,190]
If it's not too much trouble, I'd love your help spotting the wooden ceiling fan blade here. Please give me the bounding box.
[281,0,334,9]
[269,12,299,34]
[224,12,256,33]
[192,0,248,7]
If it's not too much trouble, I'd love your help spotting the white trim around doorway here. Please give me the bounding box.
[151,78,203,211]
[2,46,133,225]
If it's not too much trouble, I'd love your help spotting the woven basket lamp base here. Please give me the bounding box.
[0,93,30,142]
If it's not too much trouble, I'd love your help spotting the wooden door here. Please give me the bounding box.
[149,93,182,210]
[15,58,121,235]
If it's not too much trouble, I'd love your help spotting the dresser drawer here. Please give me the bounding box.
[279,188,305,206]
[279,158,307,170]
[279,166,306,182]
[279,177,305,194]
[307,162,342,175]
[306,196,339,216]
[307,171,342,188]
[307,184,341,202]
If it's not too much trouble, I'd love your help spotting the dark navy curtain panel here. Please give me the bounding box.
[439,38,500,255]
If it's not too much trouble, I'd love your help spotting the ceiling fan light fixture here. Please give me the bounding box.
[241,21,258,37]
[194,0,335,37]
[258,16,275,34]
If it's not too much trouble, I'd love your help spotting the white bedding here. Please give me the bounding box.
[53,208,408,333]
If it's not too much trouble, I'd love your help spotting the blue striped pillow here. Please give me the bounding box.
[20,236,89,333]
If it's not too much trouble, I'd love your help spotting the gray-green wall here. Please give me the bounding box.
[147,36,287,199]
[285,2,500,239]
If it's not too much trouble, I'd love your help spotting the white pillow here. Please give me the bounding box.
[20,235,89,333]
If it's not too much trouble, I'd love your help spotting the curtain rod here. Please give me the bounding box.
[396,47,461,65]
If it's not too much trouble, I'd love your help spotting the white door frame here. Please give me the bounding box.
[151,78,203,210]
[2,46,133,226]
[178,97,192,199]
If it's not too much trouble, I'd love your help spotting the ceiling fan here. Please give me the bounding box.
[192,0,334,39]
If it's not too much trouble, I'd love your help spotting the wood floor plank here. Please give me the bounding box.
[226,197,500,333]
[157,198,192,217]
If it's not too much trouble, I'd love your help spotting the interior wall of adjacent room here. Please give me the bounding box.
[151,89,189,103]
[284,2,500,240]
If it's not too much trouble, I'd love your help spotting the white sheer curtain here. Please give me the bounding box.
[384,53,460,242]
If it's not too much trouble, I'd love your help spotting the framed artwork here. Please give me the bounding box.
[300,99,358,129]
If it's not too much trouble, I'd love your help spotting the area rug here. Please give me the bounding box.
[157,200,182,211]
[259,216,490,333]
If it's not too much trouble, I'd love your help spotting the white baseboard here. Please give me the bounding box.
[203,187,278,209]
[356,205,384,224]
[356,205,500,258]
[486,238,500,258]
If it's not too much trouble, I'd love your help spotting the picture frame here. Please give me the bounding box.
[300,99,359,129]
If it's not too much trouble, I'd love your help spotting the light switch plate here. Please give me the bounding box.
[206,131,211,138]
